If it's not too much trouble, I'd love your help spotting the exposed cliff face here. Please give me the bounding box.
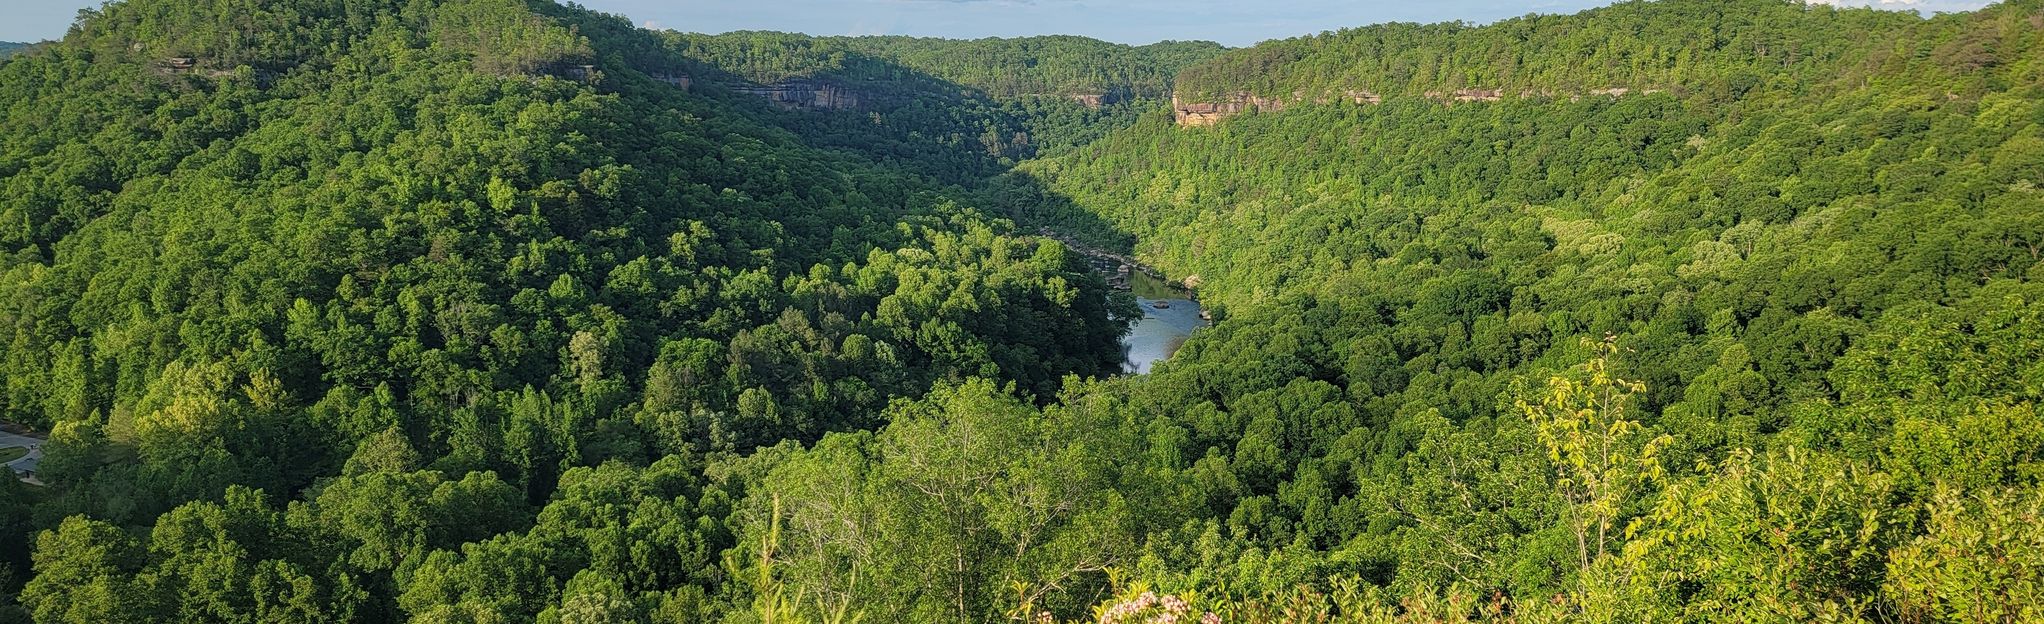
[1007,92,1126,109]
[650,72,692,90]
[733,79,1113,113]
[1070,93,1113,108]
[1172,87,1658,126]
[553,63,597,82]
[154,56,280,85]
[1346,90,1383,105]
[1171,92,1294,126]
[1425,88,1503,102]
[1173,90,1383,126]
[730,79,873,111]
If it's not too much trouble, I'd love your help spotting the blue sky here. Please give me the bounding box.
[3,0,1997,47]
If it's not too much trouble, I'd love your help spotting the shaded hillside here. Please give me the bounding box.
[670,31,1223,102]
[0,1,1134,620]
[5,0,2044,622]
[656,31,1227,173]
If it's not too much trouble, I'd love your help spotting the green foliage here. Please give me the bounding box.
[728,379,1144,621]
[0,0,1126,486]
[657,31,1221,183]
[431,0,593,76]
[1173,0,1987,103]
[6,0,2044,622]
[1018,0,2044,619]
[1616,447,1904,621]
[0,0,1131,620]
[21,487,365,623]
[1887,485,2044,624]
[670,32,1222,100]
[1518,338,1670,575]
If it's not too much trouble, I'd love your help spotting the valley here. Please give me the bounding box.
[0,0,2041,622]
[1041,228,1212,374]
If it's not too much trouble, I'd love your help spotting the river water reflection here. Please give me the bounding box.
[1122,271,1208,374]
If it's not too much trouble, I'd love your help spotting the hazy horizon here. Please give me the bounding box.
[3,0,1998,49]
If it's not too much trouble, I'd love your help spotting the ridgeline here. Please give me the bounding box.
[2,0,2043,622]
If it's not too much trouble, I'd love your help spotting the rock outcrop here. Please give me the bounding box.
[1343,90,1383,105]
[1452,88,1503,102]
[1420,88,1504,102]
[1036,228,1177,291]
[1173,86,1661,126]
[556,64,597,82]
[1070,93,1111,108]
[650,72,692,90]
[731,79,869,111]
[1012,93,1123,109]
[155,56,279,85]
[1174,89,1384,126]
[1172,92,1292,126]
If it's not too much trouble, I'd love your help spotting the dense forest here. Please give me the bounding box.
[2,0,2043,622]
[0,1,1134,621]
[669,32,1223,101]
[0,43,28,58]
[657,31,1224,177]
[1170,0,1935,102]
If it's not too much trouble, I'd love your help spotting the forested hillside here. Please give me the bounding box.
[3,0,2044,622]
[0,0,1132,621]
[0,44,25,59]
[659,31,1225,175]
[1011,0,2044,619]
[671,32,1223,101]
[1171,0,1933,102]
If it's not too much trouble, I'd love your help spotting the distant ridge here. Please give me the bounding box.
[667,31,1225,102]
[4,0,2044,621]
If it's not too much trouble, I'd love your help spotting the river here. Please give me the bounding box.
[1122,271,1208,374]
[1042,230,1211,374]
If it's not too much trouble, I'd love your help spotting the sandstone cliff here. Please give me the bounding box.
[1069,93,1112,108]
[1171,92,1295,126]
[1172,86,1659,127]
[729,79,872,111]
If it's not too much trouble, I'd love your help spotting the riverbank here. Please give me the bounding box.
[1039,228,1212,322]
[1122,273,1210,373]
[1032,230,1215,373]
[1038,228,1201,292]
